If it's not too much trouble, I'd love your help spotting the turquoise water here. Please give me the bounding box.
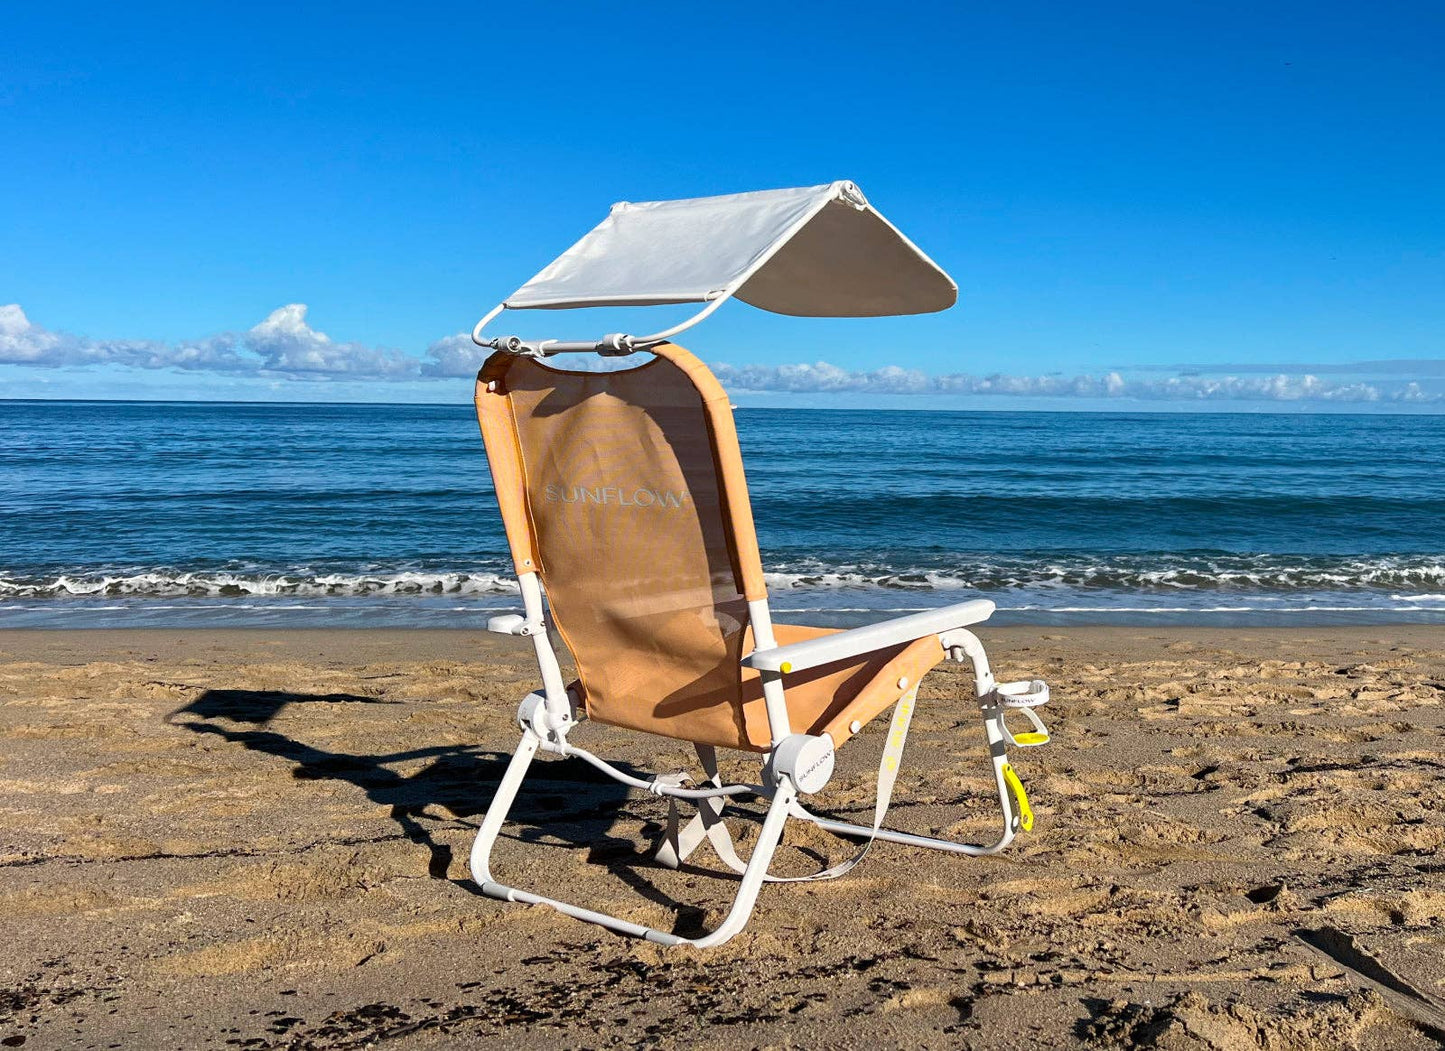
[2,400,1443,627]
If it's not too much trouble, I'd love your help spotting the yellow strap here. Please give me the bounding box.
[1001,763,1034,832]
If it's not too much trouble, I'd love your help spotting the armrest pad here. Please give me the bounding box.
[742,598,995,674]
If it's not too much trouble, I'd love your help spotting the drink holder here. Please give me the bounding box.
[996,678,1049,707]
[992,679,1051,747]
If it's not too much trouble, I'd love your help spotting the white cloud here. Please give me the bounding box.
[419,332,487,378]
[0,303,165,368]
[0,304,63,363]
[1145,358,1445,377]
[1,303,432,380]
[0,304,666,381]
[710,361,1440,403]
[242,305,418,377]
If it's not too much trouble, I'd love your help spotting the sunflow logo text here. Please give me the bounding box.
[542,483,690,509]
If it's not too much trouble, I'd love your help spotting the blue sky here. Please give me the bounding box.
[2,1,1442,409]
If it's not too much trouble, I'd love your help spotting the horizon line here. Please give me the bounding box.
[2,396,1443,418]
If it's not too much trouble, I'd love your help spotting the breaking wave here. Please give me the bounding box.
[761,554,1445,594]
[0,569,519,599]
[4,554,1445,603]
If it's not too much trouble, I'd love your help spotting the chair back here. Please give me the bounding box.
[475,343,773,748]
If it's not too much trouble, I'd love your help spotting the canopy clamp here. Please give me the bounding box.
[478,332,639,358]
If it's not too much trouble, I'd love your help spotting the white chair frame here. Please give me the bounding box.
[469,571,1048,947]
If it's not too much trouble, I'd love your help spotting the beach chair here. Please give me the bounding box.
[468,182,1051,947]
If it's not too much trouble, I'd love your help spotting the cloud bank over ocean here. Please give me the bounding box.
[710,362,1438,404]
[1,303,435,379]
[3,303,1441,405]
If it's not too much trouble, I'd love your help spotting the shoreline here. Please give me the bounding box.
[3,622,1444,656]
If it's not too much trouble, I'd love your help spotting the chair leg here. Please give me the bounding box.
[469,730,796,947]
[468,729,540,888]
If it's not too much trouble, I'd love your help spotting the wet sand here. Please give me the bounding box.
[1,626,1443,1049]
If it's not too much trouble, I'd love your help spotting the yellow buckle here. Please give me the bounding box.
[1001,763,1034,832]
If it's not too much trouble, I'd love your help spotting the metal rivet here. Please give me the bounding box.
[849,720,862,734]
[897,677,909,690]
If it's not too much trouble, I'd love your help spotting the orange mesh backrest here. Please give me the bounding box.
[475,343,770,748]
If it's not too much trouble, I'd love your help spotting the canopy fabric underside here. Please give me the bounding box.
[501,181,956,319]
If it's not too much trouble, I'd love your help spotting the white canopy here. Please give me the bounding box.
[501,181,956,319]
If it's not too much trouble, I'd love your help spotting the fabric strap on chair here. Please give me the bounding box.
[657,687,920,882]
[654,745,748,873]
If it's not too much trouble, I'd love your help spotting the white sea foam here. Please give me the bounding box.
[0,570,520,599]
[763,556,1445,593]
[5,557,1445,612]
[1004,604,1406,614]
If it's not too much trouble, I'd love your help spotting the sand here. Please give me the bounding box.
[1,626,1443,1049]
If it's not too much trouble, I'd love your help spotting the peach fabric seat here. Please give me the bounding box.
[475,341,944,752]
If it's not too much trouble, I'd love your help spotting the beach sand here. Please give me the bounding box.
[1,626,1443,1049]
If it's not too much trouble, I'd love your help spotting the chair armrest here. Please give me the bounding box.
[742,599,996,674]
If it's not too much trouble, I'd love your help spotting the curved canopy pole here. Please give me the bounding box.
[470,294,731,359]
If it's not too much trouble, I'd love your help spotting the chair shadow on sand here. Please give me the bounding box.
[164,688,720,933]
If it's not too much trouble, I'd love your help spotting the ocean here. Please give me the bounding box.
[2,399,1443,628]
